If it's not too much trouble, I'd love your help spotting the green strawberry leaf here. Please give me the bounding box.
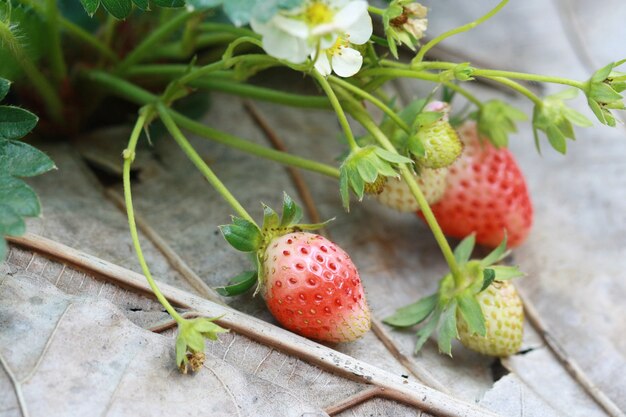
[457,294,486,336]
[480,268,496,292]
[0,204,25,236]
[383,293,438,327]
[437,300,459,356]
[414,306,442,354]
[453,234,475,265]
[216,270,257,296]
[0,140,55,177]
[100,0,133,19]
[0,106,38,140]
[0,176,40,218]
[0,78,10,101]
[79,0,100,15]
[480,235,509,266]
[219,219,262,252]
[491,265,525,280]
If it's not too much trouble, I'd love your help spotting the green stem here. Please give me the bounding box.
[328,76,411,133]
[413,0,509,64]
[311,70,359,150]
[154,34,237,60]
[367,5,385,16]
[484,76,543,105]
[84,70,340,178]
[189,79,331,109]
[155,102,257,226]
[473,69,585,89]
[45,0,67,81]
[117,12,197,72]
[0,22,63,122]
[123,109,185,323]
[360,67,442,83]
[198,22,259,38]
[349,108,463,283]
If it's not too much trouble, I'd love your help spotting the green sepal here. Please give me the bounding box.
[0,106,38,140]
[219,218,262,252]
[490,265,525,280]
[414,306,442,354]
[216,270,258,296]
[477,100,527,148]
[457,293,486,337]
[480,268,496,292]
[453,63,475,81]
[176,317,229,367]
[280,192,303,227]
[480,235,509,267]
[453,234,476,265]
[262,204,280,230]
[383,293,438,327]
[414,111,443,128]
[437,300,459,356]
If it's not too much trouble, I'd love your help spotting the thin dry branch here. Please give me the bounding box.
[7,233,501,417]
[325,386,382,415]
[0,351,29,417]
[515,285,626,417]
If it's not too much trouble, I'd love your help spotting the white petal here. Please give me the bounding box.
[331,47,362,77]
[333,1,368,30]
[272,14,310,38]
[262,26,312,63]
[313,52,332,77]
[345,10,372,44]
[250,18,271,36]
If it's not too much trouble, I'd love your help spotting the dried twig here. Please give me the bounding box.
[325,386,382,415]
[0,351,29,417]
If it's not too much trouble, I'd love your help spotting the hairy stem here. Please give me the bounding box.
[0,22,63,122]
[155,102,257,226]
[123,110,185,323]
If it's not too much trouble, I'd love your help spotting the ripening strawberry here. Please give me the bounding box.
[456,281,524,357]
[262,232,371,343]
[376,168,448,212]
[424,121,533,248]
[413,102,463,169]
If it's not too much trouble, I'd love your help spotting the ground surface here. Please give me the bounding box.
[1,1,625,416]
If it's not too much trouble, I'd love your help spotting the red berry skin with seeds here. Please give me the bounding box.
[424,122,533,248]
[262,232,371,343]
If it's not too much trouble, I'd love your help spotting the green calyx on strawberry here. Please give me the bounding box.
[218,193,371,343]
[475,100,527,149]
[408,101,463,170]
[339,145,413,211]
[176,316,229,373]
[583,60,626,127]
[383,234,525,357]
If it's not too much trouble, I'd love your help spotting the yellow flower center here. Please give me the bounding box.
[304,2,333,26]
[327,34,350,56]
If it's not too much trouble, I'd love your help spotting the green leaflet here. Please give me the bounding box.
[457,294,486,336]
[216,270,257,296]
[383,294,438,327]
[437,300,459,356]
[0,106,38,140]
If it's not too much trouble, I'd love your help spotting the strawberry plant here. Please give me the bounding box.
[1,0,624,370]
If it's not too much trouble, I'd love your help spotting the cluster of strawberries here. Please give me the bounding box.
[219,102,532,358]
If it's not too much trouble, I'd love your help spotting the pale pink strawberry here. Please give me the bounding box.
[262,232,371,343]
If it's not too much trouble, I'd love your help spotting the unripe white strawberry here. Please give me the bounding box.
[456,281,524,357]
[375,168,448,212]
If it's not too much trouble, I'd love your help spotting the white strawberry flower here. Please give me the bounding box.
[250,0,372,68]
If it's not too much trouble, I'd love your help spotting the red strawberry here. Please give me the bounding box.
[262,232,371,342]
[423,122,533,248]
